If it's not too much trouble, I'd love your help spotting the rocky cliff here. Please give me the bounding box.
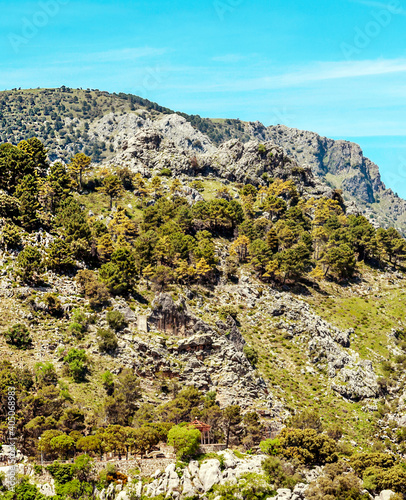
[1,88,405,233]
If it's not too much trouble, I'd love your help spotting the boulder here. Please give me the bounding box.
[198,459,222,492]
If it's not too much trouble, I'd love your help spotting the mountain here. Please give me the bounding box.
[1,87,405,234]
[1,88,406,499]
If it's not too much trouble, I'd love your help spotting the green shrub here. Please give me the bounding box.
[277,428,338,465]
[350,452,397,475]
[306,461,368,500]
[46,462,75,484]
[63,349,88,382]
[243,345,258,367]
[287,409,323,433]
[218,305,238,321]
[33,464,43,475]
[167,424,201,459]
[16,245,43,283]
[260,438,281,456]
[68,309,89,339]
[1,222,21,249]
[34,361,58,386]
[76,269,110,309]
[43,293,63,317]
[262,456,301,490]
[159,168,172,177]
[3,323,32,349]
[97,328,118,352]
[106,310,127,331]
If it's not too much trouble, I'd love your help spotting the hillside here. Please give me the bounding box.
[1,88,405,236]
[1,92,406,499]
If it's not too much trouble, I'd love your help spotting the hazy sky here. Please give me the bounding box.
[1,0,406,194]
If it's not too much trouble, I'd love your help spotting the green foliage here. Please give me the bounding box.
[99,248,137,295]
[103,369,141,425]
[46,239,74,272]
[209,472,273,500]
[63,349,88,383]
[34,362,58,387]
[3,323,32,349]
[1,223,22,250]
[68,309,89,339]
[218,305,238,321]
[76,270,110,309]
[98,174,123,209]
[46,462,75,484]
[306,461,369,500]
[55,197,93,261]
[15,174,40,230]
[277,428,338,465]
[106,310,127,330]
[16,246,43,283]
[97,328,118,353]
[350,452,398,475]
[167,424,201,459]
[262,456,301,490]
[287,409,323,433]
[260,438,281,456]
[243,345,258,367]
[101,371,115,395]
[159,168,172,177]
[0,193,19,219]
[4,479,42,500]
[0,143,36,193]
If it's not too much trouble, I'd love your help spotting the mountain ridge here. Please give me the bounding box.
[1,87,404,234]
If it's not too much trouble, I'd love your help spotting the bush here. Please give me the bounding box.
[350,452,397,475]
[97,328,118,353]
[167,424,201,459]
[262,456,301,490]
[243,345,258,367]
[159,168,172,177]
[209,472,274,500]
[43,293,63,317]
[1,222,21,249]
[260,438,281,456]
[306,461,369,500]
[218,305,238,321]
[34,361,58,386]
[287,409,323,433]
[277,428,338,465]
[16,245,43,283]
[76,269,110,309]
[3,323,32,349]
[68,309,89,339]
[46,462,75,484]
[106,310,127,331]
[63,349,88,382]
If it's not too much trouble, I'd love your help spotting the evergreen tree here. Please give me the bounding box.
[68,153,92,191]
[16,245,43,283]
[97,174,123,210]
[15,174,40,230]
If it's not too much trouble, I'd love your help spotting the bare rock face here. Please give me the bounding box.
[245,287,380,401]
[148,293,207,336]
[249,123,406,233]
[117,294,274,410]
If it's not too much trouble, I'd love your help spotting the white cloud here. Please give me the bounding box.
[177,58,406,92]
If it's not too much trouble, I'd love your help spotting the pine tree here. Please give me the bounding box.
[17,137,48,176]
[15,174,40,230]
[97,174,123,210]
[16,246,43,283]
[68,153,91,191]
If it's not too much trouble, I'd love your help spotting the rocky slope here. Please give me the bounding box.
[1,88,405,233]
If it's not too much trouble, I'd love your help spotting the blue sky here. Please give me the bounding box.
[1,0,406,195]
